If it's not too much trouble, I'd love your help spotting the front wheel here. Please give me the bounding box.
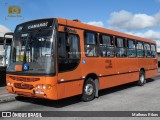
[81,78,96,102]
[137,70,146,86]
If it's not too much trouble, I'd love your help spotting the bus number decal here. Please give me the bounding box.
[105,60,112,69]
[64,27,77,33]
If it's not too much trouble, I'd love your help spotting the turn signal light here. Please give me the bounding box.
[36,84,52,90]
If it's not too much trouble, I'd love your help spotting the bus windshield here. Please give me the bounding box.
[7,29,55,75]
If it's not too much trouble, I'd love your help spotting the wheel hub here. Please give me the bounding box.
[84,84,94,96]
[140,74,144,83]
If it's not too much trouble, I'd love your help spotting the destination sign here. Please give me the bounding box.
[27,22,48,29]
[15,19,54,32]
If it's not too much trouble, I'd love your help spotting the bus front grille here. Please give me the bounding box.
[9,76,40,82]
[14,83,34,90]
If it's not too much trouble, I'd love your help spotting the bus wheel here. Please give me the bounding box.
[137,70,146,86]
[82,78,96,102]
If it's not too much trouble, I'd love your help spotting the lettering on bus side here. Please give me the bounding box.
[105,60,112,69]
[64,27,77,33]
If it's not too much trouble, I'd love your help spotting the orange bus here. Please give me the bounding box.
[6,18,158,102]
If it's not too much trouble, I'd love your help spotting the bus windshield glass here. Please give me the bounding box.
[7,19,56,75]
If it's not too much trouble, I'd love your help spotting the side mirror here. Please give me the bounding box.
[3,32,13,49]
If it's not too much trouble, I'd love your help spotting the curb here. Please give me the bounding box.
[0,94,17,104]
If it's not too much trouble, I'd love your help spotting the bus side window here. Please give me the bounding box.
[84,32,98,57]
[144,43,151,57]
[151,44,156,58]
[136,41,144,57]
[99,34,114,57]
[67,34,80,61]
[115,37,126,57]
[127,39,136,57]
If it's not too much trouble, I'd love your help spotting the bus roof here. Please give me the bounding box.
[57,18,156,44]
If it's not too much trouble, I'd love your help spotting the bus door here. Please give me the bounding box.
[57,31,82,98]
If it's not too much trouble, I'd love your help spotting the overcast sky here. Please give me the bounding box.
[0,0,160,50]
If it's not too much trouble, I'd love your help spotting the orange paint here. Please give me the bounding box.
[15,65,22,71]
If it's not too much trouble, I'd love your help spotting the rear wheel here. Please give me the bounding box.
[81,78,96,102]
[137,70,146,86]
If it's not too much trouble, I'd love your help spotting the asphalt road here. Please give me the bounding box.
[1,74,160,120]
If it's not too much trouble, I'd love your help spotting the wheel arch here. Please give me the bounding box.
[140,68,145,72]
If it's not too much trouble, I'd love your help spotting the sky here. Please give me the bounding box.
[0,0,160,50]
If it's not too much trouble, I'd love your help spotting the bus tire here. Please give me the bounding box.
[137,70,146,86]
[81,78,96,102]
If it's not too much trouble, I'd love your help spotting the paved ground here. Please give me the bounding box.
[0,74,160,119]
[0,86,17,103]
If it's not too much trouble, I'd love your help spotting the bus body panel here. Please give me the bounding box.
[56,80,83,99]
[99,72,139,90]
[145,69,158,79]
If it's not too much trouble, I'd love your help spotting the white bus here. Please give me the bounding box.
[0,33,12,85]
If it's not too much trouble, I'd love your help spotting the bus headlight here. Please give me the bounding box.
[36,84,52,90]
[37,85,41,89]
[42,84,46,90]
[42,84,52,90]
[7,82,11,86]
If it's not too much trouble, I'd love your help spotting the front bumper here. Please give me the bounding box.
[6,74,58,100]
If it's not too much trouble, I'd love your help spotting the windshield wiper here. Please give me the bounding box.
[29,28,42,44]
